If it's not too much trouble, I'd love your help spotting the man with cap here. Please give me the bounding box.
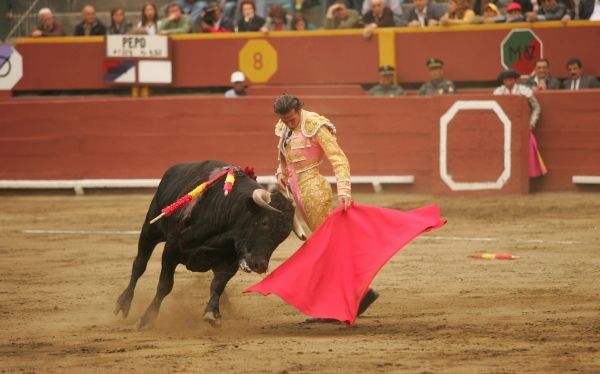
[505,2,525,22]
[418,58,455,96]
[493,69,540,129]
[367,65,405,96]
[225,71,248,97]
[493,69,545,178]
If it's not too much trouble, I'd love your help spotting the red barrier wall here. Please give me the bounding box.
[0,94,554,194]
[13,22,600,91]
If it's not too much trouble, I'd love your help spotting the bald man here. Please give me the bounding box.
[74,4,107,36]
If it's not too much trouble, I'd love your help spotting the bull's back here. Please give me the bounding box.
[155,160,227,208]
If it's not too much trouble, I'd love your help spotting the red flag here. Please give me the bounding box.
[245,204,445,325]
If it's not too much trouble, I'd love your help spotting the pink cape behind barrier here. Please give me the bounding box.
[245,204,446,325]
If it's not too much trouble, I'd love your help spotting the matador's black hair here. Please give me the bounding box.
[273,94,302,115]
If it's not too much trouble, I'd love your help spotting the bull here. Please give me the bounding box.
[114,160,304,328]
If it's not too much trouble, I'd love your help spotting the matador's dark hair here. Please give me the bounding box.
[273,94,302,115]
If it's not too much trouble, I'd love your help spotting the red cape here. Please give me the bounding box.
[245,204,445,325]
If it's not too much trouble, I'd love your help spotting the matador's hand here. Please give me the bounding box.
[338,195,353,212]
[277,173,288,191]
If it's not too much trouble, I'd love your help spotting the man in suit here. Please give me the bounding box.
[74,4,107,36]
[402,0,445,27]
[578,0,600,20]
[562,58,600,90]
[524,58,560,91]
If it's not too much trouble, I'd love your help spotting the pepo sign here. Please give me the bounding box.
[106,35,168,58]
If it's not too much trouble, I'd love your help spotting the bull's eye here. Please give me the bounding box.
[261,218,269,228]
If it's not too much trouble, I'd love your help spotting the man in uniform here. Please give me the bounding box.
[367,65,405,96]
[418,57,455,96]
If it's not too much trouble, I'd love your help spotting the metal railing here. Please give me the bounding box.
[4,0,50,41]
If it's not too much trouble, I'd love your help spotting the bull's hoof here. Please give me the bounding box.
[203,312,222,327]
[135,318,153,330]
[114,291,133,318]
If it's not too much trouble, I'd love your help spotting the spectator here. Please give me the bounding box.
[74,4,107,36]
[440,0,476,25]
[419,58,456,96]
[526,0,569,22]
[260,4,293,32]
[159,3,193,34]
[362,0,395,38]
[505,2,526,21]
[496,0,533,13]
[494,70,540,128]
[31,8,65,37]
[562,58,600,90]
[200,1,234,32]
[493,69,546,178]
[324,0,361,29]
[367,65,405,96]
[403,0,445,27]
[473,3,506,23]
[237,0,266,31]
[362,0,404,25]
[579,0,600,20]
[524,58,560,90]
[163,0,206,29]
[225,71,248,97]
[291,14,316,30]
[295,0,322,27]
[107,7,132,34]
[220,0,239,25]
[135,3,162,35]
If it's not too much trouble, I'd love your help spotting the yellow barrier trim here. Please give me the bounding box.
[377,29,395,70]
[16,36,104,44]
[386,20,599,33]
[171,28,364,40]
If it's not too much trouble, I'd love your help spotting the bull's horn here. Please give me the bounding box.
[292,214,307,241]
[252,189,281,213]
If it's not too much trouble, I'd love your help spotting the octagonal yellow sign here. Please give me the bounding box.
[239,40,278,83]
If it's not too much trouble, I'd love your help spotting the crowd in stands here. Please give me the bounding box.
[28,0,600,39]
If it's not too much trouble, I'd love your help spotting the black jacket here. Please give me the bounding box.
[74,20,107,36]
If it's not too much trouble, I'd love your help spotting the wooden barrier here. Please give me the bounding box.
[3,91,599,193]
[13,22,600,91]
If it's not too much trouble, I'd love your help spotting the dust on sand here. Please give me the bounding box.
[1,192,598,373]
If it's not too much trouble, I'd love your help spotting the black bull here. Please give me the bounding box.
[114,161,300,328]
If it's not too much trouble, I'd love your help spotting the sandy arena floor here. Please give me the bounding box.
[1,192,599,373]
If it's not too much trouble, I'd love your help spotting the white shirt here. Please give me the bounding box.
[137,20,162,35]
[493,84,541,127]
[416,6,428,26]
[570,78,580,90]
[591,0,600,20]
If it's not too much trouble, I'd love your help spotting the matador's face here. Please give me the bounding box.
[280,109,302,130]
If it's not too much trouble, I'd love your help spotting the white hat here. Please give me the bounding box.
[230,71,245,83]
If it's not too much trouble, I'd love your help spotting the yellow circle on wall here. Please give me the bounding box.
[239,40,278,83]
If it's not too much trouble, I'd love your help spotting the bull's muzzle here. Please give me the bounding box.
[240,257,268,274]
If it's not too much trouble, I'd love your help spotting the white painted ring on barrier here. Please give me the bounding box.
[439,100,512,191]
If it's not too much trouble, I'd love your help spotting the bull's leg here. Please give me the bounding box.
[203,260,238,326]
[136,243,179,329]
[115,221,163,318]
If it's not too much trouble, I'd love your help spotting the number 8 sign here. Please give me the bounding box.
[239,40,278,83]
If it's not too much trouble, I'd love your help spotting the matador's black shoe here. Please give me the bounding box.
[357,288,379,316]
